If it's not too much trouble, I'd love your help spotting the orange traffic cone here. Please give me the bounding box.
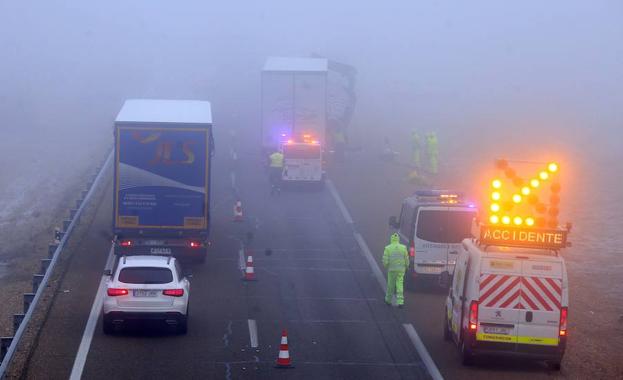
[233,200,243,222]
[275,329,293,368]
[243,254,256,281]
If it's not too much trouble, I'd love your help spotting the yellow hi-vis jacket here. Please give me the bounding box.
[383,234,409,272]
[269,152,284,168]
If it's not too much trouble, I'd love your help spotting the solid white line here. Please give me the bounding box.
[247,319,258,348]
[238,247,245,271]
[403,324,444,380]
[326,179,443,380]
[354,232,387,292]
[69,244,115,380]
[326,179,354,225]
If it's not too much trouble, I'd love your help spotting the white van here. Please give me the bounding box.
[389,190,477,287]
[444,238,568,369]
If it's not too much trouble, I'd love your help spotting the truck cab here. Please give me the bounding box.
[389,190,477,288]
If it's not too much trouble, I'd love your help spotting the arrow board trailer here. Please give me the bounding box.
[113,99,214,262]
[261,57,328,152]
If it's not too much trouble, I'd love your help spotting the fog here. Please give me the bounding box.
[1,0,622,254]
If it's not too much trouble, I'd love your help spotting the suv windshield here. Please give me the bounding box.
[118,267,173,284]
[416,209,475,243]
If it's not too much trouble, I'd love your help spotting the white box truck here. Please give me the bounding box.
[261,57,328,150]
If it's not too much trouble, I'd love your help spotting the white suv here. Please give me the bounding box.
[103,255,190,334]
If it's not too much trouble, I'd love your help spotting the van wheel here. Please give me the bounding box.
[460,339,474,366]
[546,360,561,371]
[404,269,416,291]
[443,312,452,342]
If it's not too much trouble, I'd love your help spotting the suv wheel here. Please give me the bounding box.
[177,305,189,335]
[461,337,474,366]
[103,315,115,335]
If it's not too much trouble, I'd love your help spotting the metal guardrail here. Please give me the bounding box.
[0,150,113,379]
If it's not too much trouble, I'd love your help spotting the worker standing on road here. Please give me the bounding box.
[383,233,409,308]
[268,149,284,195]
[410,130,421,168]
[426,132,438,174]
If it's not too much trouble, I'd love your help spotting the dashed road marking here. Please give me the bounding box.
[69,244,115,380]
[247,319,258,348]
[403,324,444,380]
[326,179,443,380]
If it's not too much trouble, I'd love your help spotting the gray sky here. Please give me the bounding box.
[1,1,621,156]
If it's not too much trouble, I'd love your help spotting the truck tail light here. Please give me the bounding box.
[163,289,184,297]
[409,243,415,257]
[469,301,479,331]
[189,241,201,248]
[107,288,128,296]
[119,240,132,247]
[559,307,568,337]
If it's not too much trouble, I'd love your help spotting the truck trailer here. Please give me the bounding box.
[113,99,214,262]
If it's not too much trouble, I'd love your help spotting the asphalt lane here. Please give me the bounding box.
[330,152,569,379]
[24,142,429,379]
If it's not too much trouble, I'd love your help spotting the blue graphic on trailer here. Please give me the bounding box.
[117,128,208,228]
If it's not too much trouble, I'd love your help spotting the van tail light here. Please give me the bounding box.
[163,289,184,297]
[119,240,133,247]
[409,243,415,257]
[107,288,128,296]
[559,307,568,337]
[469,301,479,331]
[189,241,202,249]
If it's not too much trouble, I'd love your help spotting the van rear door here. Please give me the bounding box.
[517,259,563,347]
[477,257,522,345]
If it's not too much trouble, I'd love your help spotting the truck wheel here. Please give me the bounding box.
[443,311,452,342]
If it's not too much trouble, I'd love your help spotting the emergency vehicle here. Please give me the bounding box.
[389,190,477,288]
[444,160,569,369]
[281,134,324,184]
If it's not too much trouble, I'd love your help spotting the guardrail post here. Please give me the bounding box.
[32,274,44,293]
[70,209,78,219]
[75,199,82,209]
[48,243,58,259]
[1,337,13,362]
[13,314,24,335]
[62,219,71,232]
[40,259,52,274]
[81,189,88,199]
[23,293,35,313]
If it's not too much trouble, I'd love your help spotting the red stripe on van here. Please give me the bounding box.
[532,277,561,310]
[545,277,562,295]
[485,277,520,307]
[499,289,521,308]
[479,273,497,291]
[522,278,553,311]
[479,275,510,303]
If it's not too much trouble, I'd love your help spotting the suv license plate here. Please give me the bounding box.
[144,240,165,246]
[483,326,512,335]
[133,290,157,297]
[150,248,171,255]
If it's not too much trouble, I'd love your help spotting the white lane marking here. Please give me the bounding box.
[354,232,387,292]
[326,179,354,225]
[247,319,258,348]
[69,244,115,380]
[403,324,444,380]
[326,179,443,380]
[238,247,246,271]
